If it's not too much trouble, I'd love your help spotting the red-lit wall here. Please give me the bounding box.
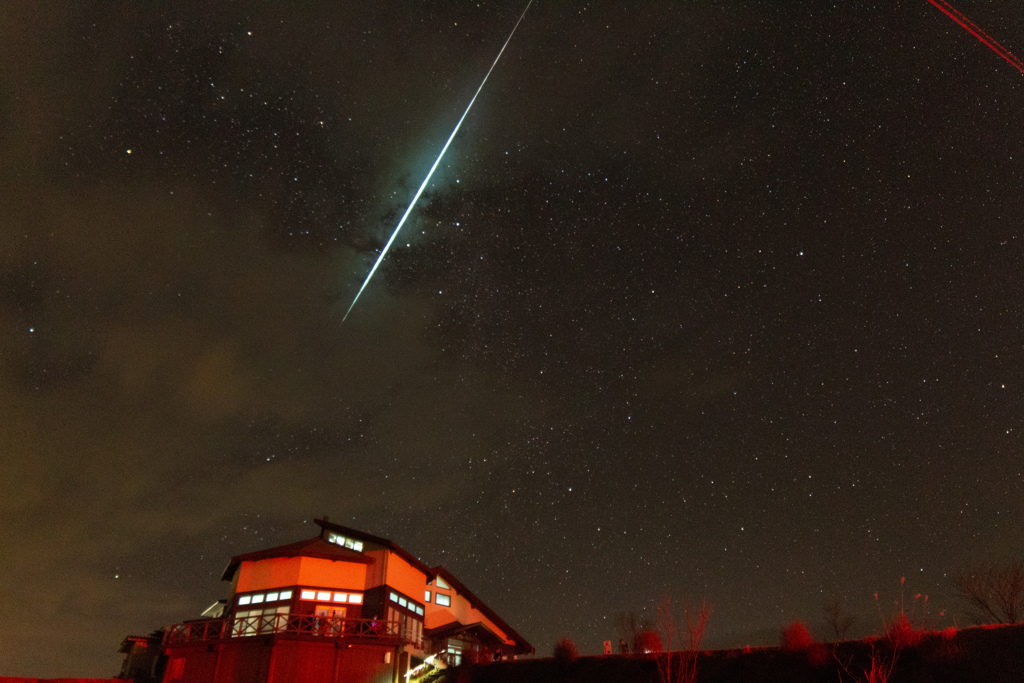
[424,590,511,646]
[236,557,369,594]
[162,638,396,683]
[382,553,427,599]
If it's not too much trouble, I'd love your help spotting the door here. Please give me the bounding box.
[315,605,346,635]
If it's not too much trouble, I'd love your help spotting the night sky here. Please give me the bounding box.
[2,1,1023,677]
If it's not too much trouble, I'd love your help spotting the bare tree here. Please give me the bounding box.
[655,595,713,683]
[824,596,857,641]
[953,561,1024,624]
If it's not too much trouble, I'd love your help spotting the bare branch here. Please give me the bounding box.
[953,561,1024,624]
[824,596,857,641]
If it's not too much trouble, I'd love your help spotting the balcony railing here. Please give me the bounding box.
[165,616,420,647]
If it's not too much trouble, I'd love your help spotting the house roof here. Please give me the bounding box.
[221,536,373,581]
[430,566,533,655]
[426,621,508,648]
[222,519,532,655]
[314,518,435,577]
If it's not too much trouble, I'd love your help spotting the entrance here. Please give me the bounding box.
[315,605,346,635]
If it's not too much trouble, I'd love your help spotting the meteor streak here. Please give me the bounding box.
[926,0,1024,74]
[343,1,533,322]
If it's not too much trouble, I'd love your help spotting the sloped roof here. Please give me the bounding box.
[221,536,373,581]
[426,621,507,647]
[430,566,533,655]
[314,518,434,576]
[221,520,532,655]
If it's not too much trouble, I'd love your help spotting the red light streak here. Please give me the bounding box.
[926,0,1024,74]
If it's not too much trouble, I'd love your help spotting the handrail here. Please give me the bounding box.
[165,616,421,647]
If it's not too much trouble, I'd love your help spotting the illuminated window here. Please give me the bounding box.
[266,592,279,602]
[389,592,399,602]
[334,593,348,603]
[238,596,251,606]
[301,590,316,600]
[435,594,451,607]
[435,577,451,590]
[279,590,293,600]
[327,532,365,553]
[398,597,408,608]
[425,590,432,603]
[316,591,332,601]
[251,594,264,604]
[348,594,362,604]
[415,605,424,616]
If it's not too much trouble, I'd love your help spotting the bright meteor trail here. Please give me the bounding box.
[343,0,534,322]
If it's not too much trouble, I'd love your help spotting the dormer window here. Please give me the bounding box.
[326,532,364,552]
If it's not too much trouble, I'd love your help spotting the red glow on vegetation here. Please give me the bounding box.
[926,0,1024,74]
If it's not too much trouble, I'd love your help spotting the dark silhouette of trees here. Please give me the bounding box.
[635,628,664,653]
[613,611,642,653]
[823,596,857,641]
[552,636,578,664]
[953,560,1024,624]
[780,620,814,652]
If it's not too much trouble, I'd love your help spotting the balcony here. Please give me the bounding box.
[165,615,421,648]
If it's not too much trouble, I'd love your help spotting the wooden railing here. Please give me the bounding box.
[165,616,420,647]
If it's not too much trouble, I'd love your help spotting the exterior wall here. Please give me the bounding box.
[162,640,396,683]
[381,553,427,599]
[424,592,510,644]
[361,586,388,621]
[363,551,387,589]
[236,557,368,594]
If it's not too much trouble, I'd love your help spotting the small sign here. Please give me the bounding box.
[603,640,612,655]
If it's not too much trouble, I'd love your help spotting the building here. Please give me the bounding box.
[158,518,532,683]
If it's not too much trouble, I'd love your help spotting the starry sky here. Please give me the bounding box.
[1,1,1023,677]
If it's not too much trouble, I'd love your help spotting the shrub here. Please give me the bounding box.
[553,637,578,665]
[635,628,664,653]
[780,620,815,652]
[885,613,924,649]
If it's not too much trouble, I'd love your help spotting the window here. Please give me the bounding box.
[334,592,348,603]
[435,593,451,607]
[415,605,424,616]
[316,591,332,601]
[232,606,289,637]
[300,590,316,600]
[398,597,408,608]
[348,594,362,604]
[425,590,432,603]
[237,591,294,606]
[326,532,364,552]
[435,576,451,590]
[389,592,399,602]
